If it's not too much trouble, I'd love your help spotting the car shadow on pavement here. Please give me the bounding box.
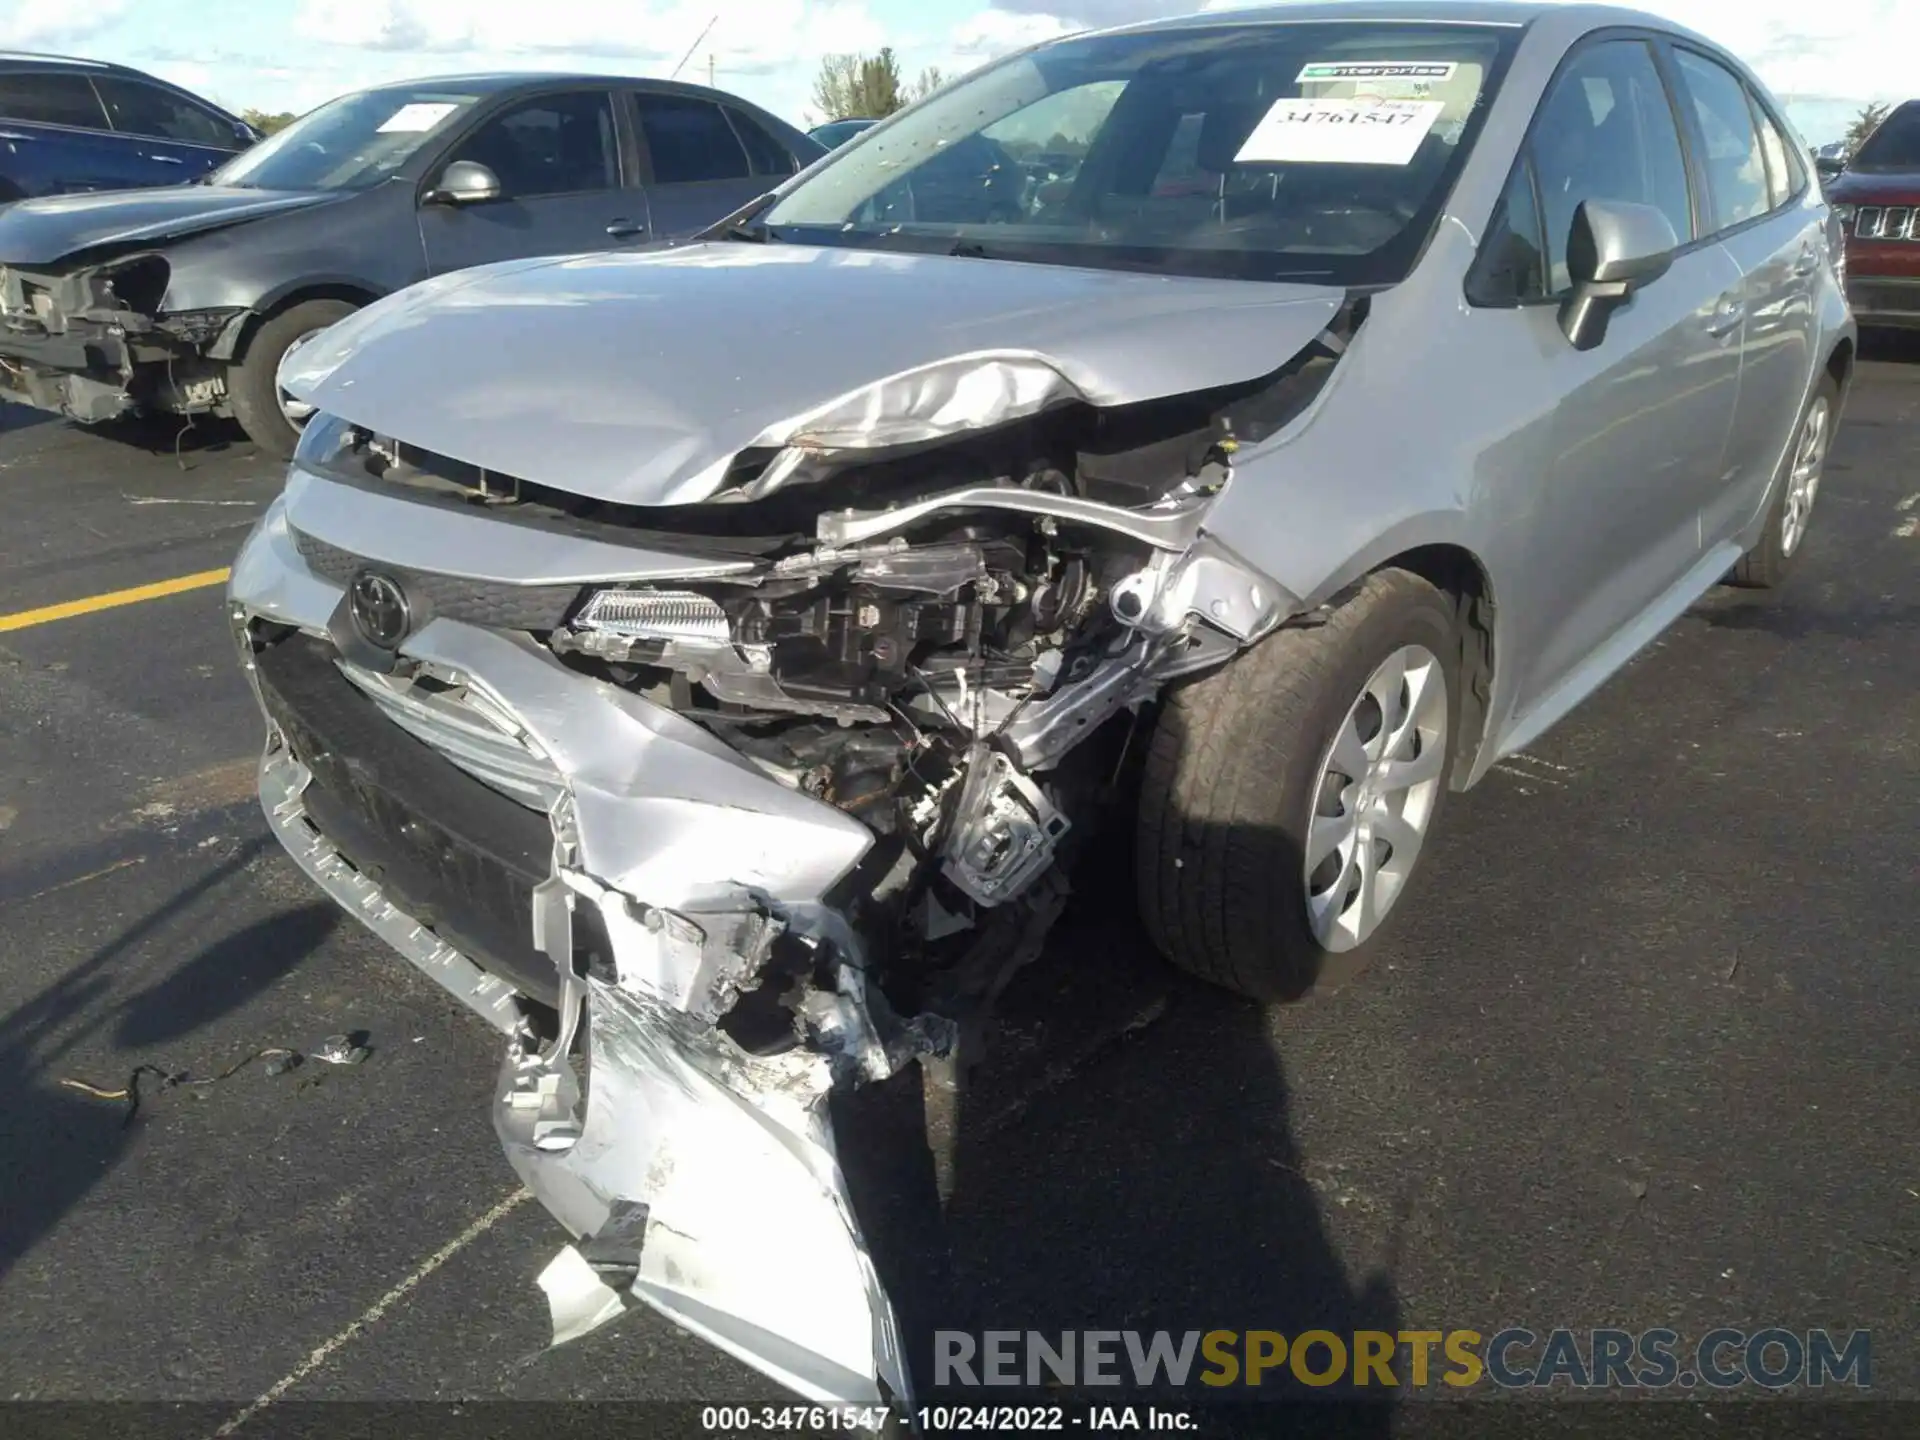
[0,841,336,1281]
[839,826,1400,1432]
[0,400,54,434]
[90,410,247,458]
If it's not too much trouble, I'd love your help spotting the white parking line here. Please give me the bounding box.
[1492,754,1571,788]
[1505,753,1574,774]
[208,1187,531,1438]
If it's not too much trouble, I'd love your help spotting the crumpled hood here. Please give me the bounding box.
[280,241,1347,507]
[0,186,335,267]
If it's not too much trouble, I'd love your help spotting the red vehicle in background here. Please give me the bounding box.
[1830,100,1920,329]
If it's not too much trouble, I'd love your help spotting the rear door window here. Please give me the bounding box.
[92,76,235,147]
[636,95,751,183]
[1671,49,1772,230]
[1745,92,1800,208]
[725,108,797,177]
[0,73,111,130]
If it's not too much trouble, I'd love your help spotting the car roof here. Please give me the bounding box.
[0,50,135,74]
[1100,1,1695,37]
[354,72,783,107]
[0,50,244,116]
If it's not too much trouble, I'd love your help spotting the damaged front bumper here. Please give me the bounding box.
[232,495,939,1403]
[0,260,238,421]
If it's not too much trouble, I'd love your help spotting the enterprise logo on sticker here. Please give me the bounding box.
[1298,61,1458,82]
[1235,97,1446,167]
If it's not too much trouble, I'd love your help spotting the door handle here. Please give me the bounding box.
[604,220,646,239]
[0,130,37,142]
[1791,245,1818,277]
[1704,296,1744,338]
[148,153,185,165]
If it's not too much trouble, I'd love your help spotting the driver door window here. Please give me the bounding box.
[447,92,619,198]
[1529,39,1694,294]
[421,90,631,276]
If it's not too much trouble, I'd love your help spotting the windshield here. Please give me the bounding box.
[1851,103,1920,172]
[761,22,1515,284]
[209,87,481,191]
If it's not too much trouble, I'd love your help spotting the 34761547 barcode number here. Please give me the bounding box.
[699,1404,1072,1432]
[700,1406,896,1432]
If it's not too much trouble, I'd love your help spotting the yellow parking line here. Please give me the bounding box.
[0,567,231,633]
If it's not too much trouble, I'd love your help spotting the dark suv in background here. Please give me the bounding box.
[0,74,824,454]
[0,51,257,200]
[1829,100,1920,329]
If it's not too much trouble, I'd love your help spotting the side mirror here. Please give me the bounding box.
[1558,198,1678,352]
[425,159,503,206]
[235,120,262,147]
[1814,154,1844,183]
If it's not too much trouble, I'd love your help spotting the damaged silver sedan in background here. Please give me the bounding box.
[227,0,1852,1408]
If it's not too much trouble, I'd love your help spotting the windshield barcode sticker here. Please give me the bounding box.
[1234,97,1445,166]
[1298,61,1458,82]
[377,102,459,134]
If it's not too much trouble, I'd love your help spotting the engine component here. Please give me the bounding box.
[940,745,1069,906]
[1108,535,1293,643]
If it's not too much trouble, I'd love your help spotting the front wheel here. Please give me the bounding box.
[227,299,357,458]
[1135,568,1460,1001]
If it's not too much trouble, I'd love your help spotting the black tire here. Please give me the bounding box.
[1135,568,1461,1001]
[1728,373,1840,589]
[227,299,357,458]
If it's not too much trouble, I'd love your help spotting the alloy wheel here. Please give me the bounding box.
[1779,395,1831,558]
[1303,644,1449,953]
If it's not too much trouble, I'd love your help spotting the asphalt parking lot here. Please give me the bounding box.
[0,343,1916,1429]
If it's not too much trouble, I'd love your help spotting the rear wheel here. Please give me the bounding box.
[1729,373,1838,589]
[1135,568,1460,1001]
[227,299,357,458]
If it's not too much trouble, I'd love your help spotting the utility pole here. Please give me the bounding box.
[708,54,715,88]
[668,14,719,81]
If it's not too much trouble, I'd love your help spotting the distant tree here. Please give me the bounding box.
[811,47,910,120]
[908,66,947,103]
[242,107,298,136]
[1845,101,1892,153]
[811,55,860,121]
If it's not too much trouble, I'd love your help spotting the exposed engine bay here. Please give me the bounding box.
[231,254,1362,1408]
[293,318,1351,1004]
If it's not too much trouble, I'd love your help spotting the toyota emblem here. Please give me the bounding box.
[348,570,411,649]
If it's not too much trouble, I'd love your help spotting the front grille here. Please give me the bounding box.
[334,659,565,811]
[291,527,584,631]
[1854,206,1920,241]
[254,633,561,1006]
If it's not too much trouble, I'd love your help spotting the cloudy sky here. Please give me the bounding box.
[0,0,1906,144]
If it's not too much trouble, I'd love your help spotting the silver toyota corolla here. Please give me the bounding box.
[228,0,1852,1405]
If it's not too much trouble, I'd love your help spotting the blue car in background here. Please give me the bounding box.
[0,51,258,201]
[807,117,878,149]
